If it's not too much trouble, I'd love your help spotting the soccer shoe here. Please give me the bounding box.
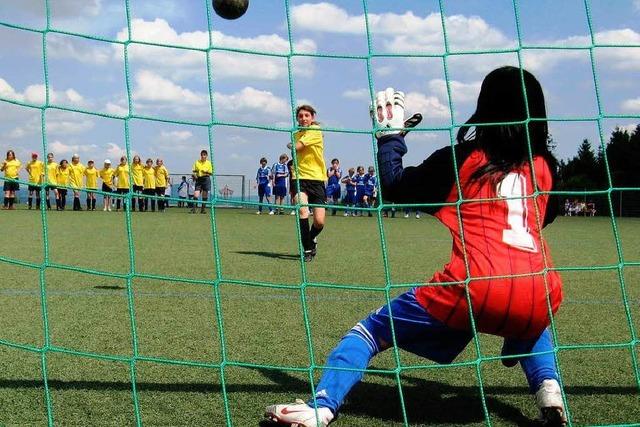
[290,210,296,216]
[535,379,567,426]
[404,213,409,218]
[265,399,333,427]
[311,238,318,256]
[415,213,420,219]
[343,212,349,217]
[257,211,262,215]
[269,210,275,215]
[303,250,314,263]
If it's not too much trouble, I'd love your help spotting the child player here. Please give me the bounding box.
[325,158,342,216]
[1,150,21,210]
[363,165,377,217]
[353,166,366,216]
[99,159,114,212]
[68,154,85,211]
[272,154,289,215]
[131,155,144,212]
[45,153,58,210]
[115,156,130,212]
[25,152,44,210]
[341,167,357,216]
[265,68,566,426]
[287,104,327,262]
[154,158,169,212]
[142,158,156,212]
[256,157,274,215]
[56,159,70,210]
[83,160,99,211]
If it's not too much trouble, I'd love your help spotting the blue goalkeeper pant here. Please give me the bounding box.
[310,288,558,414]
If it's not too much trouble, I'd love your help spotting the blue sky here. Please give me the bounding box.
[0,0,639,186]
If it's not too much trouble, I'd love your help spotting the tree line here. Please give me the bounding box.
[556,124,640,216]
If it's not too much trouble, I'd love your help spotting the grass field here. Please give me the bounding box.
[0,206,639,426]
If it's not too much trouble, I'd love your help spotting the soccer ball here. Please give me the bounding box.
[213,0,249,20]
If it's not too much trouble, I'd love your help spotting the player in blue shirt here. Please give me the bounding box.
[256,157,273,215]
[341,167,357,217]
[363,166,378,217]
[272,154,289,215]
[353,166,367,216]
[326,158,342,216]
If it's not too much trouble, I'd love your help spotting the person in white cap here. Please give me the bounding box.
[99,159,115,211]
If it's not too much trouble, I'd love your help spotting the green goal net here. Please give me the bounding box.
[0,0,638,426]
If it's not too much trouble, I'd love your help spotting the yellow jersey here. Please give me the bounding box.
[46,162,58,185]
[84,167,99,189]
[193,159,213,178]
[68,162,85,189]
[2,159,21,179]
[294,124,326,181]
[115,164,130,189]
[56,166,71,186]
[142,166,156,189]
[26,160,44,184]
[131,163,144,187]
[155,165,169,187]
[99,167,115,187]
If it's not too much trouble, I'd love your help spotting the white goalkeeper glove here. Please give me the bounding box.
[370,88,422,139]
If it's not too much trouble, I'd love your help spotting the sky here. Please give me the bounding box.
[0,0,639,188]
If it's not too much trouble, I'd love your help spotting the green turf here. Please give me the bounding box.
[0,207,639,426]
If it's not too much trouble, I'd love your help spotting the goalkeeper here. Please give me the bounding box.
[265,66,566,427]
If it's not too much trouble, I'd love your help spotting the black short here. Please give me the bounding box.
[3,181,19,192]
[156,187,165,196]
[195,176,211,192]
[294,179,326,205]
[116,188,129,195]
[45,185,56,192]
[102,183,113,193]
[28,185,40,192]
[133,185,143,193]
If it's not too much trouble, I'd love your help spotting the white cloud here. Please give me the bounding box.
[105,102,129,117]
[133,70,207,106]
[214,87,290,118]
[9,0,101,17]
[404,92,450,119]
[428,79,482,105]
[0,77,87,107]
[621,97,640,112]
[159,130,193,142]
[47,33,113,65]
[4,110,94,139]
[106,142,126,159]
[342,88,371,100]
[48,140,98,155]
[117,18,317,81]
[634,0,640,12]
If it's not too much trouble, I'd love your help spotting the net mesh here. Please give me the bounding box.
[0,0,639,426]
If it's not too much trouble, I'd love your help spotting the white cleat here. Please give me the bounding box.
[535,379,567,426]
[290,210,296,216]
[265,399,333,427]
[415,213,420,219]
[256,211,262,215]
[269,210,275,215]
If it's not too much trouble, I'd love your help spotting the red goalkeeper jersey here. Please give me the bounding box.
[413,149,562,339]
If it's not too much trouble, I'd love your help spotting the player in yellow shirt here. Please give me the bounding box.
[288,105,327,262]
[191,149,213,214]
[25,152,44,210]
[56,159,71,210]
[68,154,86,211]
[45,153,58,210]
[99,159,115,212]
[142,158,157,212]
[154,158,169,212]
[1,150,21,210]
[84,160,99,211]
[114,156,130,212]
[131,155,144,212]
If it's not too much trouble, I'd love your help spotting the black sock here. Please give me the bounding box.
[309,224,324,242]
[28,197,33,208]
[36,198,41,209]
[87,198,91,210]
[299,218,311,251]
[4,198,8,208]
[8,197,14,208]
[46,199,51,209]
[92,199,96,210]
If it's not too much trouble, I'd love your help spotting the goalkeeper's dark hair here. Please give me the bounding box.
[456,66,557,185]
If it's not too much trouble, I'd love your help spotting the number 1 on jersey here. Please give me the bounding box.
[498,173,537,253]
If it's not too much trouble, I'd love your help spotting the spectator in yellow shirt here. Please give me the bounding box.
[99,159,115,212]
[1,149,21,210]
[154,158,169,212]
[115,156,130,212]
[84,160,99,211]
[68,154,85,211]
[142,158,157,212]
[25,152,44,210]
[191,149,213,214]
[45,153,58,210]
[56,159,71,210]
[131,155,144,212]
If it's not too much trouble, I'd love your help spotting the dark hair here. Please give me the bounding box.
[296,104,316,117]
[331,158,339,164]
[457,66,557,184]
[6,150,15,160]
[60,159,68,166]
[260,157,267,164]
[201,150,208,155]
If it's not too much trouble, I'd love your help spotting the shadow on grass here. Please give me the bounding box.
[1,367,637,426]
[234,251,300,261]
[93,285,126,290]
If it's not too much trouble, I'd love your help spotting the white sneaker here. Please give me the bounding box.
[290,210,296,216]
[103,206,107,211]
[269,210,275,215]
[265,399,333,427]
[404,213,409,218]
[108,207,112,212]
[535,379,567,426]
[415,213,420,219]
[343,212,349,217]
[256,211,262,215]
